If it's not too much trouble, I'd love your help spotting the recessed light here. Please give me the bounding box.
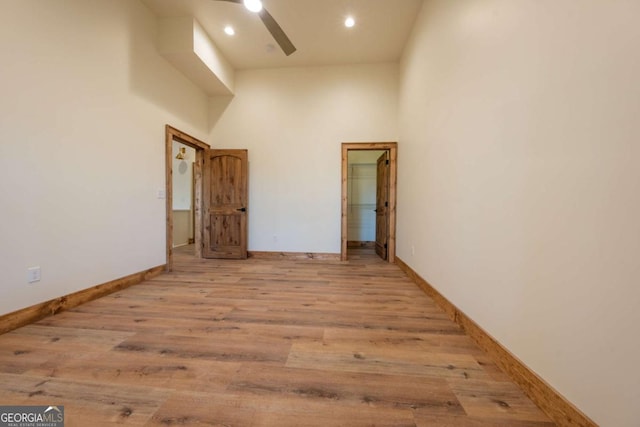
[224,25,235,36]
[243,0,263,13]
[345,16,355,28]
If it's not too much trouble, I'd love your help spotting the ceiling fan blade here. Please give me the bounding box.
[259,8,296,56]
[212,0,296,56]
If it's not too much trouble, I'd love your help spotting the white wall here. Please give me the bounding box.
[0,0,208,316]
[172,142,195,210]
[210,64,398,253]
[398,1,640,426]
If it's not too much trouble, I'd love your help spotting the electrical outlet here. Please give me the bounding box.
[27,266,41,283]
[411,245,415,256]
[157,189,166,199]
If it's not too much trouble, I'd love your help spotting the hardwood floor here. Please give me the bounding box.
[0,246,555,426]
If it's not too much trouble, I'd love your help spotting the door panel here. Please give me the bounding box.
[203,149,248,259]
[375,151,389,260]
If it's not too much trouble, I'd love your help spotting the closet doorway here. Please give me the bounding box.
[341,142,397,262]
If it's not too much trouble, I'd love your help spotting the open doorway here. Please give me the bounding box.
[171,141,196,251]
[165,125,210,271]
[346,150,386,258]
[341,142,397,262]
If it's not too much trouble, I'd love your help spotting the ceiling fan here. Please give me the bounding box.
[214,0,296,56]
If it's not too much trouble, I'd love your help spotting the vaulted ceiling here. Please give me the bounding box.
[142,0,424,70]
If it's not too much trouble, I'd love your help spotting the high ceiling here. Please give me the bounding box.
[141,0,424,70]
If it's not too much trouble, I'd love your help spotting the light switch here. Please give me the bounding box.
[27,266,41,283]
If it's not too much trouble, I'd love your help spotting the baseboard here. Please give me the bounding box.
[395,256,596,427]
[0,264,165,336]
[248,251,341,261]
[347,241,375,248]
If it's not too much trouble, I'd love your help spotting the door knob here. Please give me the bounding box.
[236,207,247,212]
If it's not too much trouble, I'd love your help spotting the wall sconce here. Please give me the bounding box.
[175,147,186,160]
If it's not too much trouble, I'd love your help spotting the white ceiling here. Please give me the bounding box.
[141,0,424,70]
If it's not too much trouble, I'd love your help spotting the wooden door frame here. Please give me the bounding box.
[341,142,397,262]
[165,125,210,272]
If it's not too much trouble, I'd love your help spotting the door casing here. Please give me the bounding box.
[341,142,397,262]
[165,125,210,272]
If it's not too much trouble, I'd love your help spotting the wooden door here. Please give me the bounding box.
[202,149,248,259]
[375,151,389,260]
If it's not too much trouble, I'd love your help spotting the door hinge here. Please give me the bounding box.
[385,201,388,207]
[386,159,389,165]
[384,243,388,249]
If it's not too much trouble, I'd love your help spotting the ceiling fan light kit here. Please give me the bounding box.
[214,0,296,56]
[243,0,263,13]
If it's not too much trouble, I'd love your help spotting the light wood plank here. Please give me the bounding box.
[249,251,340,261]
[26,352,241,394]
[446,379,555,423]
[287,341,490,380]
[227,364,465,415]
[0,373,170,425]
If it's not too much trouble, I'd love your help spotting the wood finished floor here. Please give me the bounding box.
[0,246,555,426]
